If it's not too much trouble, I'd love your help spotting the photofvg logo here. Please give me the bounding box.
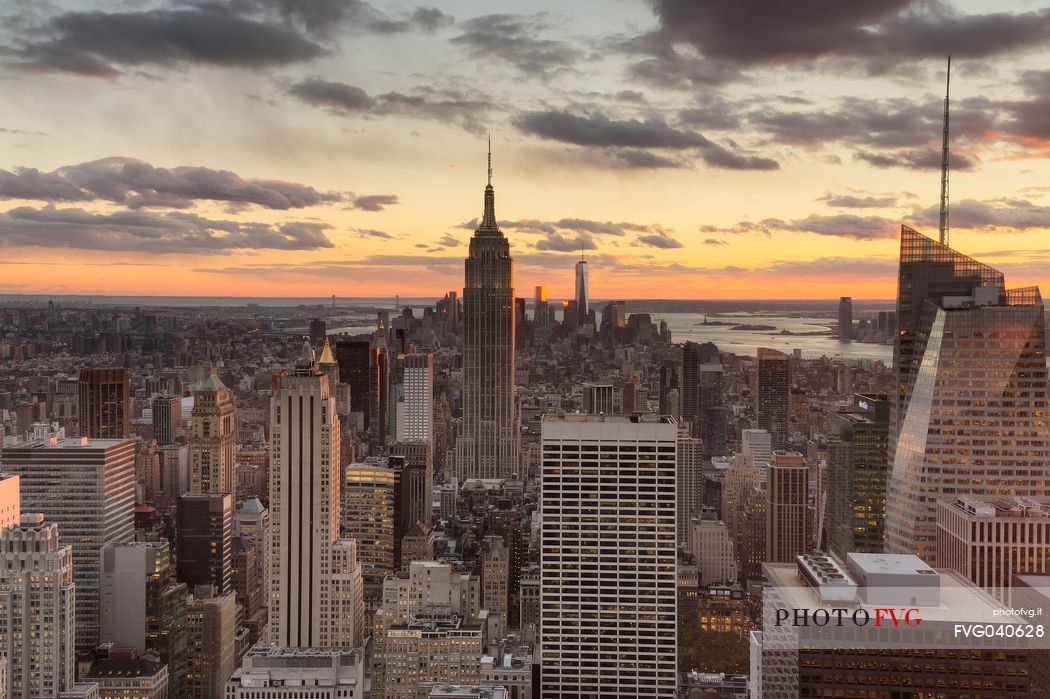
[774,607,922,628]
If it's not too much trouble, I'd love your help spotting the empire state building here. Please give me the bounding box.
[453,145,519,480]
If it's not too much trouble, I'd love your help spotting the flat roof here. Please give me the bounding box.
[764,563,1013,623]
[847,553,937,577]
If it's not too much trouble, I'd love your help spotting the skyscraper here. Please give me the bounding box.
[0,514,76,699]
[698,363,728,457]
[189,368,236,494]
[151,395,182,446]
[1,437,136,650]
[838,296,853,340]
[454,147,518,480]
[886,225,1050,563]
[574,257,589,328]
[756,348,790,449]
[677,428,703,548]
[765,451,810,563]
[395,353,432,443]
[824,393,889,559]
[78,367,130,439]
[540,415,677,698]
[100,539,188,698]
[269,360,363,648]
[534,285,549,328]
[481,534,510,639]
[341,459,407,629]
[335,339,372,428]
[176,493,233,594]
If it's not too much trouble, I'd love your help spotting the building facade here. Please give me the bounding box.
[0,437,136,650]
[540,415,677,698]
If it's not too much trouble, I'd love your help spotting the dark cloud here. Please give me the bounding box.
[516,110,777,170]
[701,144,779,171]
[535,232,598,253]
[910,198,1050,231]
[713,214,898,240]
[648,1,1050,69]
[0,157,343,210]
[437,233,461,247]
[999,70,1050,142]
[702,238,728,245]
[552,219,648,236]
[605,148,685,169]
[636,231,682,249]
[517,110,708,149]
[10,6,325,77]
[0,205,334,252]
[289,79,374,112]
[411,6,455,32]
[450,14,583,76]
[348,194,398,212]
[244,0,452,38]
[854,149,978,171]
[626,55,741,89]
[353,228,397,239]
[819,192,898,208]
[289,79,493,134]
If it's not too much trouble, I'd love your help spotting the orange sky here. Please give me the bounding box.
[2,1,1050,299]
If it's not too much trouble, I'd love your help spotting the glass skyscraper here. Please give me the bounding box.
[886,225,1050,562]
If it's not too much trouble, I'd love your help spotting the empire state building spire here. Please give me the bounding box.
[479,134,499,231]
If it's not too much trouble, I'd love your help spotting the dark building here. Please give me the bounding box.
[756,347,790,449]
[336,340,373,426]
[309,317,327,345]
[152,395,182,446]
[176,493,232,595]
[838,296,853,340]
[824,393,890,559]
[388,441,433,526]
[79,367,130,439]
[698,363,728,458]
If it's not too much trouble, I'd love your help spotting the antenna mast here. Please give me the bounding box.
[939,56,951,246]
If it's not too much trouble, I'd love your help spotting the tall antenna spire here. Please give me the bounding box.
[939,55,951,246]
[479,134,498,230]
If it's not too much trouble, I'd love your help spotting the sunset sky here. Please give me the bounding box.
[3,0,1050,299]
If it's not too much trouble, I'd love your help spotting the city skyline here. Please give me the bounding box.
[3,1,1050,299]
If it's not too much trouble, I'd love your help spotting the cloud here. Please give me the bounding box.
[551,219,649,236]
[0,205,334,252]
[0,157,343,210]
[910,198,1050,231]
[10,6,325,77]
[647,1,1050,70]
[410,7,455,33]
[517,110,707,149]
[289,79,493,133]
[702,238,728,246]
[348,194,398,211]
[450,14,583,76]
[636,231,683,248]
[535,232,598,252]
[236,0,453,39]
[712,214,899,240]
[437,233,461,247]
[818,192,898,208]
[289,79,374,112]
[353,228,397,239]
[854,149,978,171]
[516,110,778,170]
